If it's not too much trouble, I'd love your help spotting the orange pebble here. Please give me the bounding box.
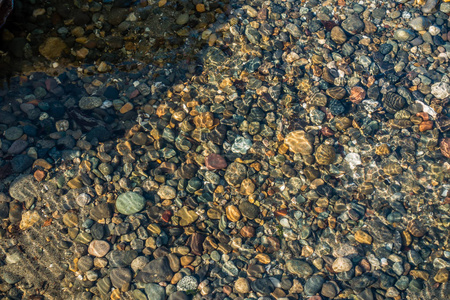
[416,112,429,121]
[419,120,433,132]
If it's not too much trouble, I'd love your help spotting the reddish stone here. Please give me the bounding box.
[161,210,172,222]
[419,120,433,132]
[205,154,227,170]
[416,112,429,121]
[321,126,335,137]
[240,226,255,238]
[34,170,46,182]
[129,89,140,99]
[440,138,450,158]
[45,78,58,92]
[223,285,232,295]
[349,86,366,104]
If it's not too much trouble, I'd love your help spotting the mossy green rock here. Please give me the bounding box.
[116,192,145,215]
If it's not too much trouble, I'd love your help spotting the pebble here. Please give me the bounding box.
[286,260,313,278]
[115,192,145,215]
[158,185,176,200]
[145,283,166,300]
[88,240,110,258]
[332,257,353,273]
[1,0,450,298]
[78,96,102,110]
[234,277,250,294]
[110,267,132,290]
[284,130,314,155]
[176,275,198,291]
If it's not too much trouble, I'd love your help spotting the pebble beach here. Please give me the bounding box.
[1,0,450,299]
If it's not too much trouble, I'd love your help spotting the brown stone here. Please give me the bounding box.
[33,159,53,170]
[284,130,314,155]
[331,26,347,44]
[63,212,79,228]
[349,86,366,104]
[205,154,227,170]
[240,226,255,238]
[226,205,241,222]
[193,112,214,129]
[120,102,133,114]
[354,230,373,244]
[180,255,195,266]
[240,178,255,195]
[67,176,83,189]
[196,3,205,12]
[407,219,426,237]
[440,138,450,158]
[39,37,68,60]
[34,169,46,182]
[434,268,449,283]
[315,144,336,165]
[375,144,390,156]
[88,240,111,257]
[409,270,429,281]
[419,120,433,132]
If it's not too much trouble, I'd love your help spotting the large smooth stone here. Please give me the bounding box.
[115,192,145,215]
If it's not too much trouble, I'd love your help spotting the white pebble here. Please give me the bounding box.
[429,25,441,36]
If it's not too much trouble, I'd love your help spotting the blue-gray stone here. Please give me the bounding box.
[145,283,166,300]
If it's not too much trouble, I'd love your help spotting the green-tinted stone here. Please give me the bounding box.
[116,192,145,215]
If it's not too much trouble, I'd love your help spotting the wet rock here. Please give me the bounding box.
[394,29,415,42]
[286,260,313,277]
[431,82,450,99]
[285,131,314,155]
[39,37,67,60]
[110,267,132,290]
[115,192,145,215]
[88,240,110,258]
[315,144,336,165]
[341,15,364,34]
[205,154,227,170]
[158,185,176,200]
[79,96,102,110]
[408,17,431,31]
[331,26,347,44]
[422,0,438,14]
[224,162,247,187]
[332,257,353,272]
[136,256,173,283]
[145,283,166,300]
[238,201,260,220]
[305,275,325,296]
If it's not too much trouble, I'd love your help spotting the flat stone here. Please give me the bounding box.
[332,257,353,273]
[224,162,247,187]
[286,260,313,277]
[239,201,260,220]
[115,192,145,215]
[145,283,166,300]
[110,267,132,290]
[176,275,198,291]
[4,127,23,141]
[79,96,102,110]
[88,240,110,257]
[205,154,227,170]
[284,130,314,155]
[9,175,40,202]
[157,185,176,200]
[136,256,174,283]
